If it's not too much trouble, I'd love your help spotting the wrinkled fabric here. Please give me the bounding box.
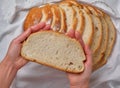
[0,0,120,88]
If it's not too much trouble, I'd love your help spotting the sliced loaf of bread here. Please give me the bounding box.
[21,31,86,73]
[24,7,42,31]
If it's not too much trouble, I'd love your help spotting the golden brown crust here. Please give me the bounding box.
[24,7,42,31]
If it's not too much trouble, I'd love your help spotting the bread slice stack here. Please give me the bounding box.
[23,0,116,72]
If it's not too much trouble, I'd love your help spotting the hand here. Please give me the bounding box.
[4,22,51,70]
[66,30,92,88]
[0,22,51,88]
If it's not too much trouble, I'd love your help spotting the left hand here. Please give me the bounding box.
[0,22,51,88]
[3,22,51,70]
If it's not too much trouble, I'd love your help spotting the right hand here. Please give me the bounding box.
[66,29,92,88]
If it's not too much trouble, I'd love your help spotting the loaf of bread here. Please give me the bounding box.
[23,0,116,71]
[21,31,86,73]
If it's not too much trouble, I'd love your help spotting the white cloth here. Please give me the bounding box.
[0,0,120,88]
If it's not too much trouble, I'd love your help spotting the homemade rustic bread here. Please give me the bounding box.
[21,31,86,73]
[23,0,116,71]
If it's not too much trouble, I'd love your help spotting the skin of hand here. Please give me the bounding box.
[0,22,51,88]
[66,29,92,88]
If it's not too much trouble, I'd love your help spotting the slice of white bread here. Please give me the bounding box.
[57,6,66,33]
[51,4,61,32]
[24,7,42,31]
[86,6,109,69]
[64,0,94,46]
[71,5,84,35]
[40,4,53,24]
[94,14,116,70]
[58,2,77,32]
[93,17,108,70]
[85,6,102,54]
[80,7,94,46]
[21,31,86,73]
[103,14,116,60]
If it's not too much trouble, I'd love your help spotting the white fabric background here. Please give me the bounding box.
[0,0,120,88]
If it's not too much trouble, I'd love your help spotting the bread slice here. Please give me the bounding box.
[58,2,77,32]
[93,17,108,69]
[21,31,86,73]
[80,7,94,46]
[71,5,84,35]
[93,8,116,60]
[51,4,61,32]
[63,0,94,46]
[40,4,53,24]
[58,6,66,33]
[23,7,42,31]
[103,14,116,61]
[86,6,109,70]
[85,6,102,54]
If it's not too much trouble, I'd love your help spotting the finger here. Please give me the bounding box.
[30,22,46,32]
[16,22,46,43]
[75,31,85,48]
[66,29,75,38]
[15,29,32,43]
[84,45,91,56]
[84,45,92,69]
[42,24,51,30]
[15,57,29,70]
